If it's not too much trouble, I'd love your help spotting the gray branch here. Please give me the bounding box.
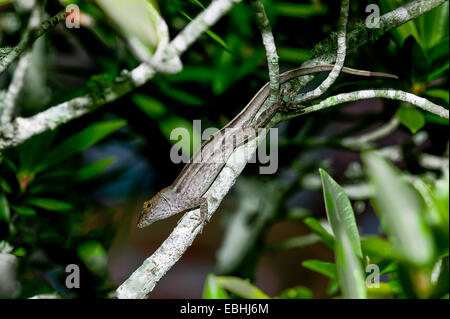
[293,0,350,103]
[0,0,242,150]
[1,4,42,133]
[283,89,449,121]
[251,0,279,104]
[341,116,400,150]
[0,10,66,76]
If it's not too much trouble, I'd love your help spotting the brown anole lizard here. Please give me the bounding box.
[137,64,397,229]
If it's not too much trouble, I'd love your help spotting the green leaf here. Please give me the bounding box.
[422,89,449,104]
[427,61,449,82]
[379,1,421,47]
[202,274,230,299]
[302,260,336,279]
[273,2,328,18]
[186,0,205,9]
[0,193,10,222]
[157,81,204,106]
[26,198,73,212]
[334,223,367,299]
[13,247,27,257]
[397,106,426,134]
[319,169,366,299]
[266,234,320,252]
[216,276,270,299]
[277,286,314,299]
[421,1,449,50]
[0,178,12,193]
[319,169,362,259]
[178,8,229,51]
[303,217,335,250]
[366,283,394,299]
[277,47,313,63]
[77,240,108,277]
[166,66,215,83]
[361,236,399,260]
[12,205,37,216]
[133,94,167,119]
[327,279,340,296]
[429,38,449,63]
[159,115,202,155]
[425,113,450,126]
[76,158,115,181]
[19,131,55,174]
[362,151,435,266]
[36,120,126,172]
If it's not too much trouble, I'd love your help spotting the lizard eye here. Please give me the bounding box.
[146,203,151,209]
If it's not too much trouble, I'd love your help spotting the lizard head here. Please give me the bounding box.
[137,187,175,228]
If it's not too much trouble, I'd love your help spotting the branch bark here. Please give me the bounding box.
[0,0,242,150]
[0,10,66,76]
[294,0,349,103]
[283,89,449,121]
[251,0,279,104]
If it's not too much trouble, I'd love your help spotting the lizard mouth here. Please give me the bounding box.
[137,213,149,229]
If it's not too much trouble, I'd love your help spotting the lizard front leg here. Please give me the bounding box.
[185,196,209,233]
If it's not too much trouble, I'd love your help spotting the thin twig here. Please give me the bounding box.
[1,5,42,132]
[292,0,350,103]
[171,0,242,55]
[291,0,448,93]
[283,89,449,121]
[0,0,242,150]
[0,10,66,76]
[251,0,279,104]
[341,116,400,149]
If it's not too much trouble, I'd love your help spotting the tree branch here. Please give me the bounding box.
[293,0,448,90]
[283,89,449,121]
[0,0,242,150]
[0,10,66,76]
[1,4,42,133]
[117,129,266,299]
[251,0,279,104]
[341,116,400,150]
[171,0,242,55]
[293,0,350,103]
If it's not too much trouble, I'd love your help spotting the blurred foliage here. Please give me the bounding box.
[0,0,448,299]
[205,156,449,299]
[0,120,125,297]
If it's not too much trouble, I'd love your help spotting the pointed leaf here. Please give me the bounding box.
[302,260,336,279]
[362,151,435,266]
[36,120,126,172]
[319,169,362,259]
[0,193,10,222]
[76,158,115,181]
[397,106,426,134]
[202,274,230,299]
[303,217,335,250]
[26,198,73,212]
[216,276,270,299]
